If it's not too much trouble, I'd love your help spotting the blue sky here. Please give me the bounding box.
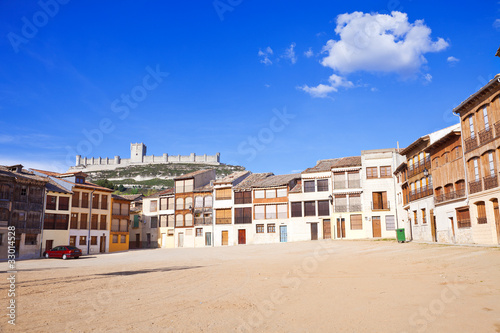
[0,0,499,175]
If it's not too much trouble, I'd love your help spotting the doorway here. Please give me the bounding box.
[493,199,500,244]
[238,229,246,245]
[336,218,345,239]
[449,217,456,243]
[45,239,53,252]
[135,234,141,249]
[311,223,318,240]
[323,219,331,239]
[372,216,381,238]
[222,230,228,246]
[280,225,287,242]
[205,232,212,246]
[178,232,184,248]
[99,236,106,253]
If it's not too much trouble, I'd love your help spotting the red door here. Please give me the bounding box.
[238,229,246,245]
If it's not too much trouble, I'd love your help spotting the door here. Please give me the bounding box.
[323,219,331,239]
[45,240,53,252]
[280,226,287,242]
[336,218,345,238]
[146,233,151,247]
[135,234,141,249]
[430,215,437,242]
[311,223,318,240]
[205,232,212,246]
[178,233,184,248]
[69,236,76,247]
[493,199,500,244]
[449,217,456,243]
[161,233,167,248]
[238,229,246,245]
[372,216,381,238]
[221,230,228,246]
[100,236,106,253]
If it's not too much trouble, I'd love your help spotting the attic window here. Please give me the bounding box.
[21,188,27,196]
[75,177,85,184]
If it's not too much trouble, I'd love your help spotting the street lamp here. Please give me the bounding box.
[423,168,429,177]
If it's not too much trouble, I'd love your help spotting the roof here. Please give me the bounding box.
[144,189,174,199]
[251,173,300,188]
[233,173,274,190]
[399,124,460,156]
[31,168,113,192]
[112,194,134,201]
[194,183,213,193]
[213,171,250,185]
[453,73,500,115]
[118,194,144,201]
[289,182,302,193]
[425,125,462,153]
[0,165,48,184]
[46,178,72,194]
[174,169,214,180]
[302,156,361,173]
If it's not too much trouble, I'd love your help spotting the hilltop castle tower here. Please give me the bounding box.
[130,143,147,163]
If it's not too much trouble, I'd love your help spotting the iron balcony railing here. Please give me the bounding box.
[409,187,434,201]
[464,135,479,152]
[371,201,390,210]
[484,174,498,190]
[457,219,471,228]
[468,179,483,194]
[479,127,494,145]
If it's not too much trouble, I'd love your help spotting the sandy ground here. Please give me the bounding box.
[1,239,500,333]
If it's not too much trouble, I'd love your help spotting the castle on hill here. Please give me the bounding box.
[69,143,221,172]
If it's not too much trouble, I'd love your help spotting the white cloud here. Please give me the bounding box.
[447,56,459,64]
[304,47,314,58]
[300,74,353,98]
[423,73,432,83]
[493,19,500,30]
[321,11,449,75]
[264,84,271,88]
[258,47,274,65]
[282,42,297,64]
[371,87,378,92]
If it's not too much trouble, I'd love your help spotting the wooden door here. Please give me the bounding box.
[311,223,318,240]
[222,230,228,246]
[323,219,331,239]
[238,229,246,245]
[69,236,76,247]
[372,216,381,238]
[430,211,437,242]
[205,232,212,246]
[449,217,456,243]
[100,236,106,253]
[493,200,500,244]
[147,233,151,247]
[280,226,287,242]
[337,218,345,238]
[135,234,141,248]
[46,240,53,252]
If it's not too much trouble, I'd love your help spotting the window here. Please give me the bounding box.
[101,195,108,210]
[265,189,276,199]
[24,234,37,245]
[167,215,174,227]
[277,188,287,197]
[119,219,127,232]
[216,209,231,224]
[59,197,69,210]
[443,152,449,164]
[70,213,78,229]
[121,235,126,243]
[185,197,193,210]
[277,204,287,219]
[234,191,252,204]
[216,188,232,200]
[160,198,168,210]
[121,203,129,216]
[91,236,97,245]
[254,206,265,220]
[194,196,204,208]
[100,215,107,230]
[414,211,418,225]
[385,215,395,230]
[304,201,316,216]
[317,200,330,216]
[20,188,27,197]
[151,217,158,228]
[81,192,89,208]
[196,228,203,237]
[266,205,277,219]
[366,167,378,179]
[92,193,99,209]
[421,209,427,224]
[176,197,184,210]
[483,106,490,130]
[254,190,265,199]
[317,179,328,192]
[291,202,302,217]
[303,180,315,192]
[150,200,158,212]
[380,166,392,178]
[235,207,252,224]
[46,195,57,210]
[175,179,194,193]
[167,197,175,210]
[456,208,471,228]
[112,218,119,231]
[267,224,275,233]
[175,214,184,227]
[256,224,264,233]
[433,157,439,168]
[488,152,495,176]
[372,192,388,210]
[476,202,487,224]
[112,234,118,243]
[79,236,87,246]
[91,214,98,230]
[469,116,475,138]
[112,202,120,215]
[473,158,480,181]
[72,191,80,207]
[350,214,362,230]
[80,213,88,229]
[69,236,76,247]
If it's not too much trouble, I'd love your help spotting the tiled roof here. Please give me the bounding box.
[112,194,134,201]
[213,171,250,184]
[31,168,113,192]
[453,74,500,115]
[251,173,300,188]
[289,182,302,193]
[399,124,460,156]
[233,173,274,190]
[194,183,213,193]
[0,165,48,183]
[174,169,214,180]
[144,189,174,199]
[302,156,361,173]
[46,178,72,194]
[118,194,144,201]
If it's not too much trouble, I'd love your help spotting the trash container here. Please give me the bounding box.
[396,228,406,243]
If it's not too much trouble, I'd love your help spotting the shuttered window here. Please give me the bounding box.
[150,200,157,212]
[277,204,287,219]
[385,215,395,230]
[291,202,302,217]
[266,205,277,219]
[304,201,316,216]
[216,188,232,200]
[350,214,362,230]
[234,191,252,204]
[476,202,487,224]
[303,181,315,192]
[317,200,329,216]
[235,207,252,224]
[456,208,471,228]
[216,209,231,224]
[254,206,265,220]
[317,179,329,192]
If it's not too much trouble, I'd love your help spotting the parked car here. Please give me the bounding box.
[43,246,82,259]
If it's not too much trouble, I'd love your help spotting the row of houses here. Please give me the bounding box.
[1,74,500,259]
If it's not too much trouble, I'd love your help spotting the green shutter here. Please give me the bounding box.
[133,215,139,228]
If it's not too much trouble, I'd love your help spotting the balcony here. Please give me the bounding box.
[0,192,10,200]
[43,221,69,230]
[334,205,347,213]
[216,217,231,225]
[99,221,107,230]
[195,217,213,225]
[407,158,431,178]
[409,187,434,201]
[484,175,498,190]
[469,179,483,194]
[457,219,471,228]
[495,121,500,138]
[349,204,362,212]
[334,181,346,189]
[372,201,390,210]
[479,127,494,145]
[464,135,479,152]
[234,216,252,224]
[434,189,466,204]
[111,225,129,232]
[13,201,28,211]
[477,217,488,224]
[348,179,361,188]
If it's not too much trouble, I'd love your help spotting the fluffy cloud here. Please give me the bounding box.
[282,42,297,64]
[493,19,500,30]
[304,47,314,58]
[258,47,273,65]
[300,74,353,98]
[447,56,459,64]
[321,11,449,75]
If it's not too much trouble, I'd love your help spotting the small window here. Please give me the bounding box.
[350,214,362,230]
[112,234,118,243]
[303,181,315,192]
[366,167,378,179]
[79,236,87,246]
[385,215,395,231]
[267,224,275,233]
[317,179,328,192]
[380,166,392,178]
[91,236,97,245]
[421,209,427,224]
[121,235,126,243]
[265,189,276,199]
[256,224,264,233]
[196,228,203,237]
[254,190,265,199]
[24,234,37,245]
[276,188,287,197]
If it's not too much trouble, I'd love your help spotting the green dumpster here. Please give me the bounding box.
[396,228,406,243]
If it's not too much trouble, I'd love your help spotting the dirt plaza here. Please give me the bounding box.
[1,240,500,333]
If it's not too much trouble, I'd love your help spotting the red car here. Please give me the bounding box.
[43,246,82,259]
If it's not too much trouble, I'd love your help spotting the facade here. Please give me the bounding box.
[174,169,216,248]
[110,195,132,252]
[425,126,473,244]
[158,189,175,248]
[71,142,221,172]
[41,179,72,254]
[142,193,160,248]
[453,74,500,245]
[212,171,251,246]
[126,194,144,249]
[0,165,47,259]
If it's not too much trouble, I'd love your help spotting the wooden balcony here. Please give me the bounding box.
[371,201,390,210]
[234,216,252,224]
[457,219,471,228]
[477,217,488,224]
[468,179,483,194]
[495,121,500,138]
[216,217,231,225]
[434,189,466,204]
[195,217,213,225]
[484,175,498,190]
[407,158,431,178]
[409,187,433,202]
[479,127,494,145]
[464,135,478,152]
